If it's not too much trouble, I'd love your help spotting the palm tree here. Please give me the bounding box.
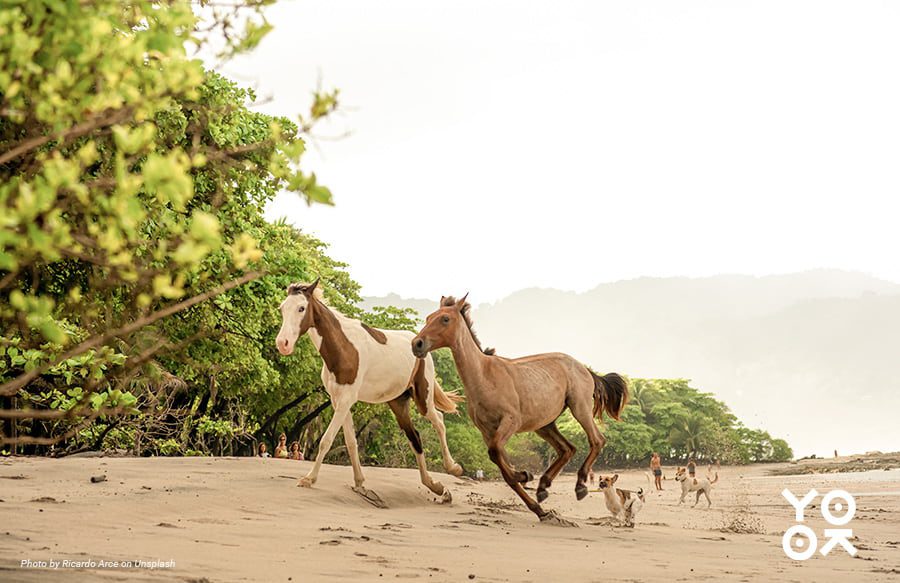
[669,412,709,459]
[630,379,661,417]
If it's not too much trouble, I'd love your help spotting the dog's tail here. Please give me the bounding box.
[591,371,629,421]
[710,472,719,485]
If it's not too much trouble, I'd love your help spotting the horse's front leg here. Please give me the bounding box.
[298,390,355,488]
[341,413,365,488]
[342,412,388,508]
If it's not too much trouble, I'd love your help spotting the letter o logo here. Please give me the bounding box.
[783,524,817,560]
[821,490,855,526]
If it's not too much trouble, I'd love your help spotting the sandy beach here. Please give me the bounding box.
[1,456,898,582]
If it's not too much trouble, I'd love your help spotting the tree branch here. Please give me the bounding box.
[0,107,133,167]
[0,271,263,397]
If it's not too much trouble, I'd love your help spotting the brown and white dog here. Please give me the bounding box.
[597,474,645,527]
[674,466,719,507]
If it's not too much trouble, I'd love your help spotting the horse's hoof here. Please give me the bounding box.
[522,470,534,483]
[298,476,315,488]
[536,489,548,503]
[352,485,388,509]
[539,510,579,528]
[440,489,453,504]
[448,463,464,477]
[575,484,588,501]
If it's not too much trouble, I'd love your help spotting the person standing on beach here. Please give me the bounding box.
[650,452,663,491]
[289,441,304,461]
[274,433,289,459]
[687,458,697,478]
[258,443,271,458]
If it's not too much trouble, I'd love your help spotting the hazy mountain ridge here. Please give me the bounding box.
[361,270,900,457]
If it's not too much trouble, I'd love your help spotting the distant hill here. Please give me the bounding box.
[361,270,900,458]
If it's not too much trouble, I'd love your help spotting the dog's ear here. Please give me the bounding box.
[612,474,618,483]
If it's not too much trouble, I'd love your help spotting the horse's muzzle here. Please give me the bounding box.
[411,337,431,358]
[277,337,294,356]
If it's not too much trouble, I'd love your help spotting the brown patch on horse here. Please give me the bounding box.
[440,296,495,355]
[409,358,430,416]
[308,293,359,385]
[360,322,387,344]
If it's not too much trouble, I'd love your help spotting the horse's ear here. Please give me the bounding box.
[305,277,320,296]
[455,293,469,310]
[440,295,447,306]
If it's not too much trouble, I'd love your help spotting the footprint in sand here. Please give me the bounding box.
[451,518,511,527]
[365,523,412,532]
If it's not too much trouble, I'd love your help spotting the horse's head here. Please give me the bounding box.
[411,294,470,358]
[276,278,320,355]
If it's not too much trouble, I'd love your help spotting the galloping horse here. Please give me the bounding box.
[276,279,463,506]
[412,295,628,525]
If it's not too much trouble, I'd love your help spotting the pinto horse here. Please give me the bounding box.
[412,295,628,525]
[276,279,463,506]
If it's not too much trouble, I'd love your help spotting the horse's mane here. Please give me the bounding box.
[441,296,495,356]
[288,282,327,304]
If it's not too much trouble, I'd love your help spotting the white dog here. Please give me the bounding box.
[675,466,719,507]
[597,474,646,527]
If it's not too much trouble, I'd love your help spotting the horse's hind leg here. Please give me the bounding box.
[534,422,575,502]
[389,393,449,500]
[567,392,606,501]
[424,406,463,477]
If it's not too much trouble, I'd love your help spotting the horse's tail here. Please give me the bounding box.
[590,371,628,421]
[433,381,463,414]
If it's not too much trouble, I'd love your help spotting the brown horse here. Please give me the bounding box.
[412,295,628,526]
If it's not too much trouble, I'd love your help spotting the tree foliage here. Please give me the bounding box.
[0,0,339,452]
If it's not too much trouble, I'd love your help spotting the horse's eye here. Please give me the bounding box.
[441,315,450,324]
[298,306,306,313]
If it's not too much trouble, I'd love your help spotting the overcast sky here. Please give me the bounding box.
[217,1,900,302]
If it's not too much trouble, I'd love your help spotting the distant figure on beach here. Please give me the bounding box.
[589,469,595,485]
[290,441,304,461]
[687,458,697,478]
[274,433,289,459]
[475,469,485,480]
[708,458,720,474]
[258,443,271,458]
[834,449,839,458]
[650,452,663,491]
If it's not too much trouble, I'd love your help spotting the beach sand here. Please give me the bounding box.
[1,455,898,582]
